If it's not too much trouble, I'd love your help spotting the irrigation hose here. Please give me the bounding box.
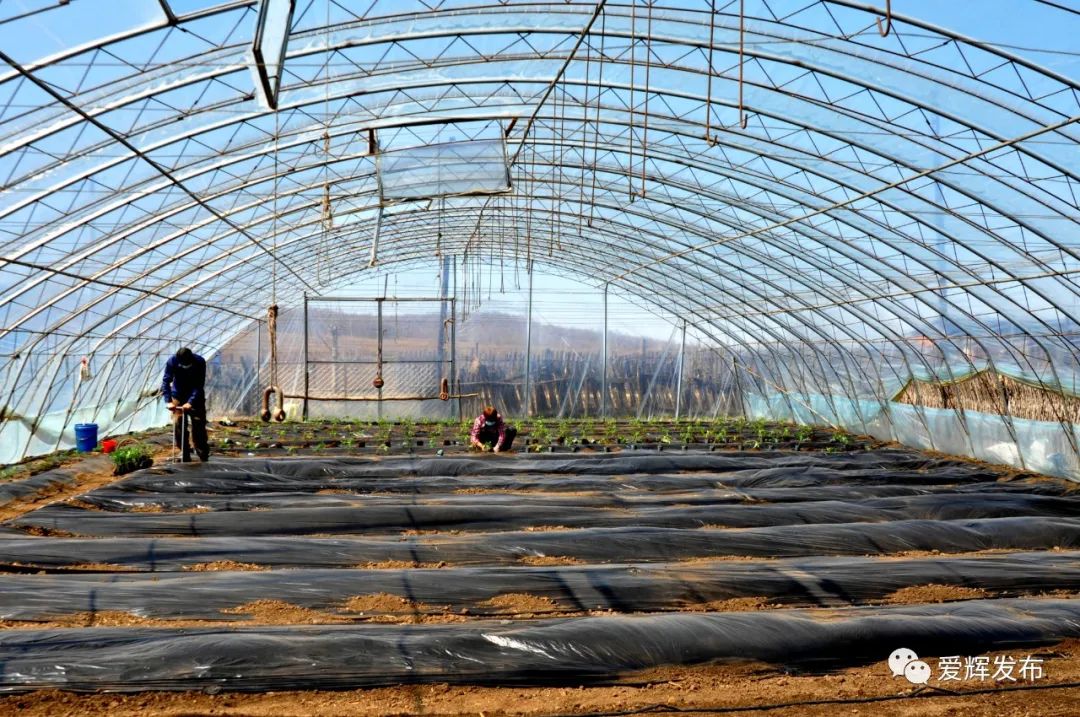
[260,385,285,422]
[266,304,283,421]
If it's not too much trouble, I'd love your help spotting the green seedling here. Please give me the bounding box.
[112,444,153,475]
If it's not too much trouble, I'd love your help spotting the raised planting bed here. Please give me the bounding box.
[0,447,1077,701]
[208,417,874,458]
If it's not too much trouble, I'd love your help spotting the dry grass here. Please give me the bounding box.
[895,369,1080,423]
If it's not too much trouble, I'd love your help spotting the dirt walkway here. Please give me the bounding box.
[0,441,180,525]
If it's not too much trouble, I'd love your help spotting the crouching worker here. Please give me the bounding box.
[470,405,516,453]
[162,347,210,461]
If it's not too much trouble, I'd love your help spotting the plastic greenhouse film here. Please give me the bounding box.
[0,552,1076,622]
[0,517,1077,570]
[70,479,1074,513]
[124,449,989,480]
[110,468,996,495]
[0,469,76,508]
[113,455,1001,496]
[0,599,1078,692]
[12,493,1079,537]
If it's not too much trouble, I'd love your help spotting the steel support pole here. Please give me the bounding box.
[452,255,459,420]
[302,293,309,421]
[451,297,459,420]
[601,282,608,417]
[524,263,534,417]
[437,254,450,383]
[256,317,262,405]
[675,319,687,419]
[733,356,744,419]
[376,298,383,421]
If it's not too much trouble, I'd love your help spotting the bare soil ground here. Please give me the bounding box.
[480,593,561,614]
[2,444,1078,715]
[220,600,350,624]
[183,561,269,572]
[517,555,586,566]
[0,613,230,630]
[0,443,174,523]
[881,584,990,604]
[1,562,140,572]
[352,560,449,569]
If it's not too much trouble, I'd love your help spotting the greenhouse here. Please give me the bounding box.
[0,1,1079,714]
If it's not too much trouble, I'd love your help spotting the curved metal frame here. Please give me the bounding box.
[0,0,1078,468]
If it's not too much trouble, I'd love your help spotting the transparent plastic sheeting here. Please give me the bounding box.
[0,552,1076,623]
[0,399,169,466]
[1,600,1078,692]
[909,364,1080,397]
[378,139,510,202]
[748,395,1080,482]
[2,0,1080,478]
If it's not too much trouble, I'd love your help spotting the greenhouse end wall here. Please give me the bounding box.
[746,394,1080,483]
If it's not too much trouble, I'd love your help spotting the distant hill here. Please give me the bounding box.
[220,309,671,364]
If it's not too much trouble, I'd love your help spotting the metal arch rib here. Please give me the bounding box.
[0,49,316,295]
[5,62,1076,289]
[4,99,1067,364]
[4,6,1077,202]
[10,115,1071,380]
[611,113,1080,282]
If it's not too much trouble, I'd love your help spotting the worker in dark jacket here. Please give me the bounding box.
[162,347,209,461]
[469,405,516,452]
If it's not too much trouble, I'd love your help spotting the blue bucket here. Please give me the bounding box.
[74,423,98,452]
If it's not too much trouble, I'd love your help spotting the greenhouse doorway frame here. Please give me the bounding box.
[297,294,459,421]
